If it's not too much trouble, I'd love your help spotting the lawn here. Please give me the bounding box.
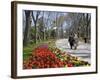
[23,39,56,60]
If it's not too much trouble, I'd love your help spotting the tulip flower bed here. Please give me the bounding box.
[49,47,90,67]
[23,45,90,69]
[23,47,65,69]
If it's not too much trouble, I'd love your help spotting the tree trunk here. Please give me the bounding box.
[31,11,40,44]
[23,11,31,46]
[42,12,46,40]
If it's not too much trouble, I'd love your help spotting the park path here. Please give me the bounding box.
[55,39,91,63]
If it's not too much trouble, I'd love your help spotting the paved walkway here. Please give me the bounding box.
[55,39,91,63]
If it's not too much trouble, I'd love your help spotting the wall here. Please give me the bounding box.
[0,0,99,80]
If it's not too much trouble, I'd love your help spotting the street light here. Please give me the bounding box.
[53,26,57,39]
[53,26,57,30]
[64,30,66,33]
[63,30,66,38]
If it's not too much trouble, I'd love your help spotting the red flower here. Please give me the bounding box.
[24,46,66,69]
[67,63,73,67]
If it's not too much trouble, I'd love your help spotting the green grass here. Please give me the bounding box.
[23,43,34,60]
[23,39,56,60]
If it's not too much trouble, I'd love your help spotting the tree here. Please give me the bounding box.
[65,13,91,40]
[31,11,41,43]
[23,10,31,46]
[56,13,65,38]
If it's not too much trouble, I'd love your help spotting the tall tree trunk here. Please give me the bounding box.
[23,11,31,46]
[32,11,40,44]
[34,23,37,43]
[42,12,46,40]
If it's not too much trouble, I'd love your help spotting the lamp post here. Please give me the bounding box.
[64,30,66,38]
[53,26,57,39]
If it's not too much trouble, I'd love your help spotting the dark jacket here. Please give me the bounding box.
[68,36,75,45]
